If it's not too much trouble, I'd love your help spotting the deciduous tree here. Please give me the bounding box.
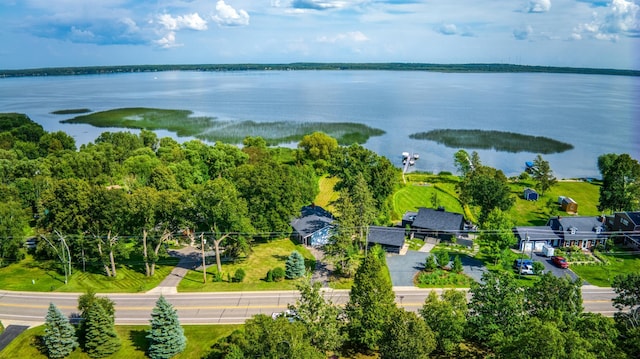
[476,208,516,265]
[420,290,468,354]
[612,273,640,358]
[598,153,640,212]
[379,307,435,359]
[458,164,514,224]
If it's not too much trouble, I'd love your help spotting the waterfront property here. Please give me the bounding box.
[404,207,465,240]
[367,226,407,254]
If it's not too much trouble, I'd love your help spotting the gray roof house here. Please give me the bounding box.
[514,226,561,251]
[406,207,465,240]
[367,226,406,254]
[290,205,334,247]
[547,215,607,249]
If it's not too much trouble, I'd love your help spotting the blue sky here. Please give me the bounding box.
[1,0,638,69]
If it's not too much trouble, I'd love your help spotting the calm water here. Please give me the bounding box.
[0,70,638,178]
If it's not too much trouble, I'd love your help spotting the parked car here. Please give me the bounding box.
[518,264,535,275]
[551,256,569,268]
[513,259,533,269]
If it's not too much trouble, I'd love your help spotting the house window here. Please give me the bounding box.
[621,218,629,226]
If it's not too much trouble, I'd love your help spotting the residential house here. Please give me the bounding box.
[367,226,406,254]
[404,207,465,240]
[610,211,640,249]
[514,226,561,252]
[547,215,607,249]
[290,205,334,247]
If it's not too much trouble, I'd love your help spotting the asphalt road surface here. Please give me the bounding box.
[0,286,619,327]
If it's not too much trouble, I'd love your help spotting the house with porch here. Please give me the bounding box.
[290,205,334,247]
[547,215,608,249]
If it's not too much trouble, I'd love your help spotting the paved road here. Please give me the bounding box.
[0,286,619,327]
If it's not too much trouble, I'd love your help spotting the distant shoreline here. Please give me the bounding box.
[1,63,639,78]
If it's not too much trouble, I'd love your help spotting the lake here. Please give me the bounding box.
[0,70,638,178]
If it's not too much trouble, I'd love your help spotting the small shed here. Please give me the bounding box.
[561,197,578,213]
[523,188,539,201]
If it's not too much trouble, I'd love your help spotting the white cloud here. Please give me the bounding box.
[528,0,551,13]
[157,13,207,31]
[213,0,250,26]
[317,31,369,43]
[514,24,533,39]
[573,0,639,41]
[436,23,458,35]
[154,31,181,48]
[291,0,352,10]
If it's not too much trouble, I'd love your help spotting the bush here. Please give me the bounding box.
[425,255,438,271]
[272,267,285,282]
[212,271,223,282]
[436,251,450,269]
[285,250,306,279]
[265,269,273,282]
[452,255,463,273]
[233,268,246,283]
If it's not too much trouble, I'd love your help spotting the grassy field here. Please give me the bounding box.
[571,250,640,287]
[0,255,178,293]
[393,173,465,220]
[0,324,241,359]
[315,175,340,212]
[61,107,385,145]
[178,238,316,292]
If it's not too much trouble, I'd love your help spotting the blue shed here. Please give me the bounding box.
[524,188,539,201]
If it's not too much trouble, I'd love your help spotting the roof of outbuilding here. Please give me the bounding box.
[290,205,334,238]
[411,207,464,232]
[367,226,406,247]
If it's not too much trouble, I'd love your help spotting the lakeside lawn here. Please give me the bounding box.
[178,238,316,292]
[393,173,464,220]
[0,324,241,359]
[0,255,178,293]
[315,175,340,213]
[571,250,640,287]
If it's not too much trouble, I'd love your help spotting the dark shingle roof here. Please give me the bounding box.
[548,216,607,241]
[411,207,464,232]
[290,205,334,238]
[514,226,560,243]
[367,226,406,248]
[627,212,640,225]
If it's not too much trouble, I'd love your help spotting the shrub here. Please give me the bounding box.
[212,272,223,282]
[272,267,285,282]
[233,268,246,283]
[265,269,273,282]
[436,251,450,269]
[285,251,306,279]
[425,255,438,271]
[452,255,463,273]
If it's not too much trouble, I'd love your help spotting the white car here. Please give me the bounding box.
[518,264,535,275]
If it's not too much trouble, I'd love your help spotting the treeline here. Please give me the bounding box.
[1,63,639,78]
[209,249,640,359]
[0,113,396,278]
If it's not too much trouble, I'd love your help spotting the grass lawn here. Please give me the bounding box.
[0,255,178,293]
[315,175,340,212]
[178,238,316,292]
[393,173,465,221]
[0,324,240,359]
[571,250,640,287]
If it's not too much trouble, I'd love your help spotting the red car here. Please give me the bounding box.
[552,256,569,269]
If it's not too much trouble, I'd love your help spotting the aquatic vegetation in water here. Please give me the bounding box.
[51,108,91,115]
[409,129,573,154]
[61,107,385,145]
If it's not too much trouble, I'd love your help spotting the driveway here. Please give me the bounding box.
[386,250,488,287]
[530,252,582,283]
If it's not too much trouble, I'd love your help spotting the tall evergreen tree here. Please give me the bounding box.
[285,250,306,279]
[345,247,396,352]
[147,296,187,359]
[84,302,121,358]
[43,303,78,359]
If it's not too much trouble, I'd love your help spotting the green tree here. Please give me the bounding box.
[77,290,115,345]
[420,290,468,354]
[0,200,28,267]
[526,272,583,323]
[298,131,338,161]
[531,154,557,195]
[147,296,187,359]
[345,248,396,352]
[379,307,436,359]
[598,153,640,212]
[44,303,78,359]
[83,302,120,358]
[458,164,514,224]
[285,250,306,279]
[467,271,526,350]
[498,317,571,359]
[612,273,640,358]
[476,208,517,265]
[574,313,624,359]
[289,278,346,353]
[452,255,463,273]
[436,250,450,268]
[424,254,437,271]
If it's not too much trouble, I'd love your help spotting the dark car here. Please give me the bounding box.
[551,256,569,269]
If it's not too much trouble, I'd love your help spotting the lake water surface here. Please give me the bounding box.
[0,70,638,178]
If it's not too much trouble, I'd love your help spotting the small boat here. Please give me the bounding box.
[402,152,410,159]
[525,161,534,168]
[413,153,420,160]
[409,159,415,166]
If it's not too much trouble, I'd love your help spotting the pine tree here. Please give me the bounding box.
[285,250,306,279]
[84,302,121,358]
[43,303,78,358]
[147,296,187,359]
